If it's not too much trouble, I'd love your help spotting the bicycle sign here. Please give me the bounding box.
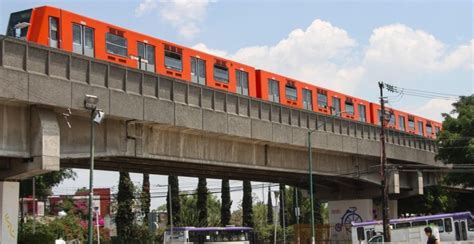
[334,207,363,233]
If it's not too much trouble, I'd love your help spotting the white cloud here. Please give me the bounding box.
[135,0,212,39]
[415,98,455,121]
[192,43,228,57]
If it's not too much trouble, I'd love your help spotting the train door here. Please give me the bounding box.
[302,89,312,110]
[191,57,206,85]
[137,42,155,72]
[460,220,468,240]
[72,23,94,57]
[236,69,249,96]
[332,97,341,115]
[268,79,280,103]
[49,17,59,48]
[468,218,474,239]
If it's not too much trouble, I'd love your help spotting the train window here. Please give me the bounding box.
[428,219,444,232]
[214,65,229,83]
[426,124,432,134]
[444,218,453,232]
[317,92,328,108]
[345,101,354,115]
[435,127,441,134]
[396,222,411,229]
[332,97,341,115]
[73,24,82,46]
[7,9,32,39]
[358,104,366,122]
[165,51,182,71]
[468,218,474,231]
[398,116,406,131]
[106,32,128,57]
[302,89,312,110]
[388,113,395,126]
[285,84,297,101]
[137,42,155,72]
[191,57,206,85]
[412,220,427,227]
[408,118,415,130]
[455,222,460,240]
[268,79,280,103]
[49,17,59,48]
[356,227,365,240]
[236,70,249,96]
[417,121,424,136]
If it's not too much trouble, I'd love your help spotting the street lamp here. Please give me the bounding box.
[84,94,104,244]
[307,110,349,244]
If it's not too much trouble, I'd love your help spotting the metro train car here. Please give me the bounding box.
[5,5,442,138]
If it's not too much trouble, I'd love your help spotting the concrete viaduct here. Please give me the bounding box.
[0,36,443,241]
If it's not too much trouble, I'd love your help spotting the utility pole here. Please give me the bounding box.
[378,82,391,242]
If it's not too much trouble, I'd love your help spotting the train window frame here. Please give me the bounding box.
[358,104,366,122]
[268,79,280,103]
[345,101,354,115]
[317,92,328,108]
[426,124,433,134]
[395,222,411,229]
[428,219,445,233]
[412,220,427,227]
[191,57,206,85]
[106,32,128,57]
[444,218,453,232]
[213,64,229,84]
[398,115,406,131]
[236,69,249,96]
[285,84,297,101]
[164,50,183,71]
[49,17,59,48]
[302,89,313,110]
[417,121,424,136]
[332,97,341,115]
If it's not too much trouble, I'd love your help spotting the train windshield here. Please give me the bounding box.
[6,9,32,38]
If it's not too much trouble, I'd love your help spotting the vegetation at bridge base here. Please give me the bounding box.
[197,177,209,227]
[242,180,254,227]
[267,186,273,224]
[115,171,136,239]
[220,179,232,226]
[20,169,76,199]
[167,175,181,225]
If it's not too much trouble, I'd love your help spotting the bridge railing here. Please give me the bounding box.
[0,36,436,152]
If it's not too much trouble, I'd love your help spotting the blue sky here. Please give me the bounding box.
[1,0,472,209]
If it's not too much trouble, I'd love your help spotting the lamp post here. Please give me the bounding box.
[84,94,104,244]
[308,110,348,244]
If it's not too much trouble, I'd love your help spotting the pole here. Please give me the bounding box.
[308,131,316,244]
[295,188,300,244]
[96,210,100,244]
[273,192,278,244]
[88,109,96,244]
[169,184,173,242]
[32,177,36,234]
[282,187,286,244]
[378,82,391,242]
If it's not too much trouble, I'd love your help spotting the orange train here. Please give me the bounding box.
[6,6,442,138]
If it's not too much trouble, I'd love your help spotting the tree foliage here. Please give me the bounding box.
[177,193,221,227]
[242,180,254,227]
[220,179,232,226]
[197,177,209,227]
[266,186,273,224]
[20,169,76,199]
[141,173,151,225]
[398,185,457,214]
[115,171,136,239]
[167,175,181,225]
[437,95,474,187]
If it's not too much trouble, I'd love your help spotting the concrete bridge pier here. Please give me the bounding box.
[0,105,61,243]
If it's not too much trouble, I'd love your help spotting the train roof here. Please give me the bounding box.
[352,211,474,227]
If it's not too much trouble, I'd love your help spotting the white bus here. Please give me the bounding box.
[163,226,253,244]
[351,211,474,243]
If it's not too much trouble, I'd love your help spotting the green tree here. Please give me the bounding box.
[221,179,232,226]
[242,180,254,227]
[167,175,181,225]
[197,177,208,227]
[20,169,76,199]
[115,171,136,239]
[398,185,457,214]
[141,173,151,225]
[267,186,273,224]
[437,95,474,187]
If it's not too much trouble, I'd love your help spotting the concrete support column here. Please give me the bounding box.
[0,181,19,244]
